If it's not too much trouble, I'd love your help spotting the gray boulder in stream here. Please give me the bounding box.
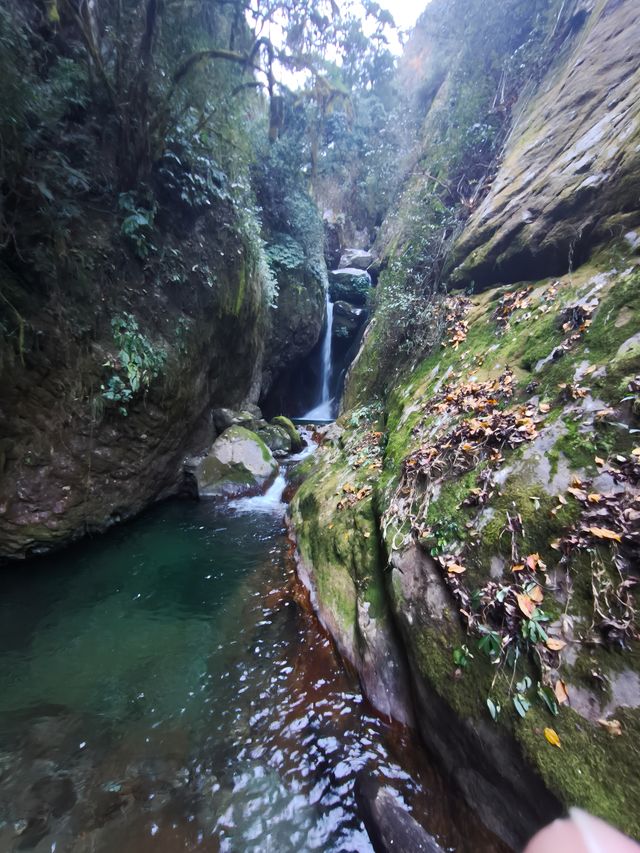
[195,426,278,498]
[329,268,372,305]
[338,248,375,271]
[256,424,292,457]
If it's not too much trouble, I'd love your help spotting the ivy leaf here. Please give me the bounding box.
[537,684,559,716]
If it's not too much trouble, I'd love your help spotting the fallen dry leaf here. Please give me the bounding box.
[546,638,567,652]
[588,526,622,542]
[530,586,544,604]
[554,680,569,704]
[595,456,605,466]
[544,727,561,748]
[597,718,622,736]
[539,402,551,413]
[568,486,588,501]
[447,563,466,574]
[517,593,537,618]
[587,493,602,503]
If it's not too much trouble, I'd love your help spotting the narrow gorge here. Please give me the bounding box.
[0,0,639,851]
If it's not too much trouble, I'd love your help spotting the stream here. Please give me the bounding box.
[0,450,507,853]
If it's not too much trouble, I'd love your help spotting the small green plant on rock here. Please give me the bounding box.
[118,193,157,259]
[102,314,166,415]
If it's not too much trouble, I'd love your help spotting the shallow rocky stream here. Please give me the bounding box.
[0,451,507,853]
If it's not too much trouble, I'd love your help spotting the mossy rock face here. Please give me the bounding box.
[448,2,640,288]
[293,259,640,845]
[271,415,304,452]
[195,426,278,498]
[289,415,413,723]
[261,248,327,396]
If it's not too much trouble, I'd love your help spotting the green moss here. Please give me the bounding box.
[291,437,384,639]
[293,260,640,832]
[232,425,273,463]
[413,623,497,720]
[480,476,581,572]
[555,416,599,472]
[568,643,640,704]
[233,260,247,316]
[517,704,640,839]
[272,415,304,451]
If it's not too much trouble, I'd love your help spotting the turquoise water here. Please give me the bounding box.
[0,494,505,853]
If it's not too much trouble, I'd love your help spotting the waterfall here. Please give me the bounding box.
[303,293,334,420]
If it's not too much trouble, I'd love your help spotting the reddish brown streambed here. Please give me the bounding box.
[0,489,508,852]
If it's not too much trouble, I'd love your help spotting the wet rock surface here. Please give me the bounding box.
[329,268,372,305]
[333,300,367,342]
[338,249,375,272]
[0,203,267,561]
[194,426,278,498]
[356,775,445,853]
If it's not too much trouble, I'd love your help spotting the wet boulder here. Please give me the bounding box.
[195,426,278,498]
[332,300,367,342]
[355,776,444,853]
[256,424,292,458]
[338,248,375,271]
[271,415,304,452]
[212,407,262,434]
[329,268,372,306]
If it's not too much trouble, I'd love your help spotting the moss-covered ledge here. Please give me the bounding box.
[288,419,413,724]
[289,257,640,848]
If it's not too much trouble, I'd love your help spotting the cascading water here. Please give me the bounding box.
[303,292,335,420]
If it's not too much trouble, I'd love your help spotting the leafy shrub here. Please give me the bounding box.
[118,193,157,259]
[266,235,306,271]
[101,314,166,415]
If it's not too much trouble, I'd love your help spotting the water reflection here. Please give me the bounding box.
[0,498,507,852]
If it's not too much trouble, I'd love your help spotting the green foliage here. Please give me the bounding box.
[265,235,306,271]
[101,314,166,415]
[477,626,502,662]
[453,644,474,669]
[521,608,550,644]
[512,675,533,718]
[118,193,157,259]
[413,0,559,200]
[426,518,463,557]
